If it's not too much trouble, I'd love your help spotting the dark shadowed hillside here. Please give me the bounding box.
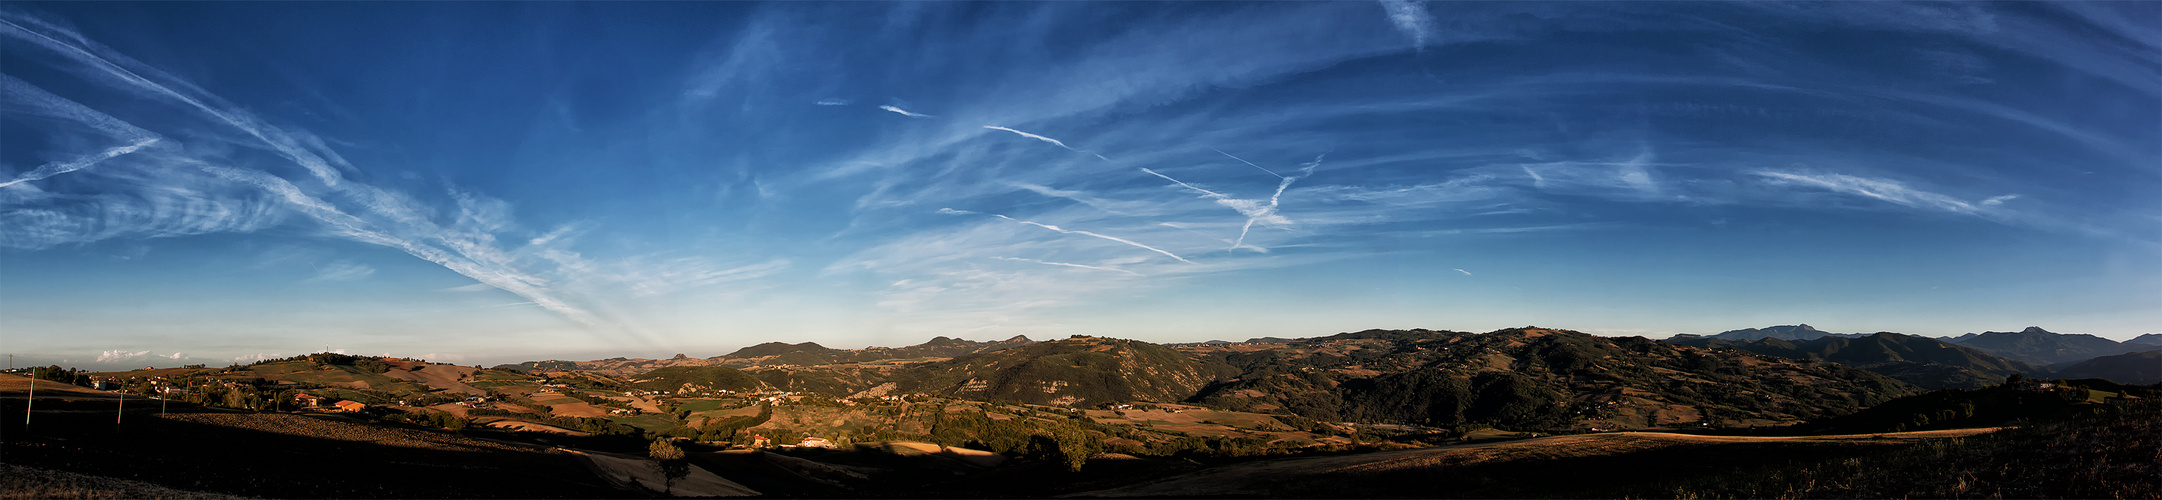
[2054,350,2162,384]
[1665,332,2036,389]
[627,366,766,393]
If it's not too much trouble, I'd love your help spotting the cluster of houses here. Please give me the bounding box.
[746,435,836,450]
[292,393,366,413]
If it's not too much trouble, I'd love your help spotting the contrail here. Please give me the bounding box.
[0,137,159,188]
[989,214,1194,264]
[1142,158,1312,252]
[1141,168,1230,199]
[994,257,1144,277]
[983,126,1112,161]
[1215,149,1283,179]
[879,105,934,118]
[984,126,1073,149]
[1454,268,1473,276]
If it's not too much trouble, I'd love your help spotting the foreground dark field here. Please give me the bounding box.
[5,375,2157,498]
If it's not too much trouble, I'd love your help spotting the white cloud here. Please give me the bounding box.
[232,352,284,363]
[97,350,150,363]
[1376,0,1437,49]
[1454,268,1473,276]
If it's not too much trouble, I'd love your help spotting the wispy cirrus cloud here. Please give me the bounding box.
[0,137,159,189]
[308,260,376,282]
[994,256,1144,277]
[1754,170,2006,215]
[2,11,786,346]
[1140,157,1313,253]
[941,208,1194,264]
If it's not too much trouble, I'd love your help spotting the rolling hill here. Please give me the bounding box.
[1182,328,1912,431]
[626,366,766,393]
[892,336,1237,406]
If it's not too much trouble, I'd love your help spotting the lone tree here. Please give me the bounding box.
[649,438,690,492]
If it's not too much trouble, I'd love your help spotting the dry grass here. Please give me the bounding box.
[0,374,121,400]
[566,450,759,497]
[1659,401,2162,499]
[379,361,487,396]
[1067,429,1998,498]
[0,464,241,499]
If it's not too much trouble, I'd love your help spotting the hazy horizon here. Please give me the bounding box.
[3,2,2157,371]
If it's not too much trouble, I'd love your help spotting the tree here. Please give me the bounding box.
[649,438,690,493]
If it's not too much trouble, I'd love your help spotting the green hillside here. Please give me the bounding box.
[626,366,764,393]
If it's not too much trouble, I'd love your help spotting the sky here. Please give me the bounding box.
[2,2,2157,371]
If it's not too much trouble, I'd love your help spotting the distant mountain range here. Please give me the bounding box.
[510,327,1915,431]
[1944,327,2162,366]
[1668,324,1870,342]
[1664,332,2034,390]
[497,324,2158,431]
[496,335,1036,376]
[1664,325,2161,389]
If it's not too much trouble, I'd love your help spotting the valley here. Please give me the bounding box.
[5,325,2156,498]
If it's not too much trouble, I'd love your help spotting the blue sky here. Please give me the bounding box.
[3,2,2156,370]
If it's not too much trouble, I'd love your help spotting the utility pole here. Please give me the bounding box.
[117,384,125,427]
[23,375,33,428]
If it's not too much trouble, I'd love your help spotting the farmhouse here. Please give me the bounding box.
[334,400,366,413]
[294,394,323,407]
[799,437,834,448]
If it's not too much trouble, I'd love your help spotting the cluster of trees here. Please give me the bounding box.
[27,365,88,384]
